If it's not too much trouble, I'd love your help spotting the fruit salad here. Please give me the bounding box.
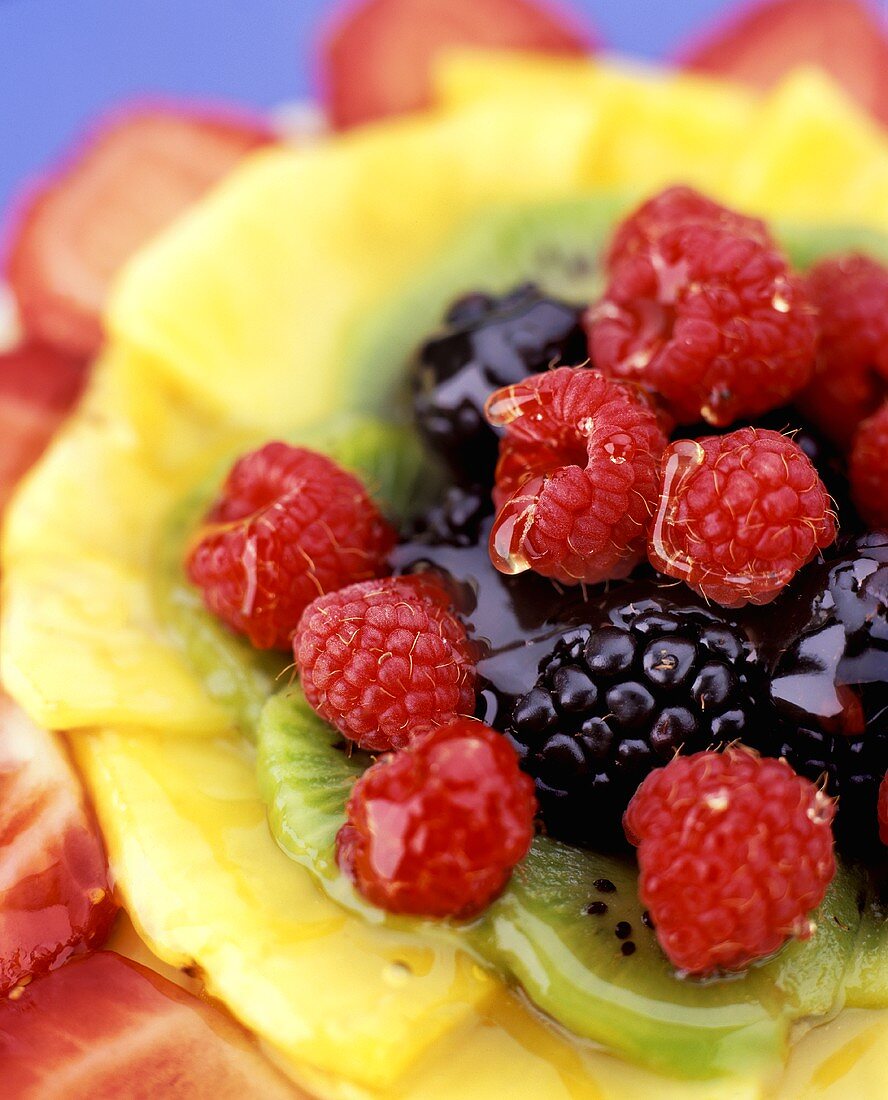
[5,1,888,1097]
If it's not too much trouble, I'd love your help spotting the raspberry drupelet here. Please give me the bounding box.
[648,427,837,607]
[484,366,668,585]
[186,442,396,650]
[587,187,818,426]
[604,185,769,269]
[294,575,476,753]
[337,719,537,919]
[798,253,888,449]
[850,402,888,530]
[624,747,836,975]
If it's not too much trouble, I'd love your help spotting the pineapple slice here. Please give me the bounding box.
[436,54,888,227]
[436,52,759,198]
[5,53,888,1099]
[108,100,603,437]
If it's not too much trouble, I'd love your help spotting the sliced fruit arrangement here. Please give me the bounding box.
[0,695,117,995]
[8,36,888,1100]
[0,952,298,1099]
[164,185,888,1078]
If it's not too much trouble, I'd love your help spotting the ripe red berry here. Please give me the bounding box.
[484,366,667,585]
[605,185,769,269]
[649,427,837,607]
[337,718,536,918]
[295,575,476,752]
[624,747,836,975]
[850,402,888,529]
[798,254,888,449]
[879,773,888,847]
[587,188,817,426]
[187,442,396,650]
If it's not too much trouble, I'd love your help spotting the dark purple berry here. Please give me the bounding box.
[403,484,492,548]
[508,598,763,848]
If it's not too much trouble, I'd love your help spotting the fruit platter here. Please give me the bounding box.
[4,0,888,1096]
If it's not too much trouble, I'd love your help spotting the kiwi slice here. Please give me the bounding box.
[258,689,369,879]
[256,687,864,1081]
[151,415,436,735]
[340,194,888,422]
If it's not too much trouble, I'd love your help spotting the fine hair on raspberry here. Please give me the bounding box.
[648,427,836,607]
[186,441,396,650]
[294,574,476,752]
[587,186,818,426]
[624,747,836,975]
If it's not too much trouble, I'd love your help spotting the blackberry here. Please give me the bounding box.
[412,284,587,485]
[402,484,493,548]
[751,532,888,853]
[508,596,763,849]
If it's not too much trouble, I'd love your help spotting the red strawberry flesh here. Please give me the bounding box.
[6,108,272,358]
[0,697,117,995]
[0,952,299,1098]
[322,0,594,130]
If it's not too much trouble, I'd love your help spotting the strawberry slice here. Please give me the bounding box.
[0,952,299,1098]
[680,0,888,128]
[6,108,273,359]
[0,697,117,996]
[0,340,86,512]
[321,0,594,130]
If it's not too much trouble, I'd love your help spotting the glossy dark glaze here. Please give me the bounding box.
[750,532,888,852]
[392,519,762,721]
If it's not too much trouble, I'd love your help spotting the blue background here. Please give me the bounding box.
[0,0,744,215]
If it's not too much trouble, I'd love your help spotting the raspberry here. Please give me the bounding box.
[484,366,668,585]
[587,191,817,426]
[798,254,888,448]
[336,718,536,919]
[879,774,888,848]
[648,428,837,608]
[187,442,396,650]
[850,402,888,529]
[605,186,769,269]
[294,575,476,752]
[624,747,836,975]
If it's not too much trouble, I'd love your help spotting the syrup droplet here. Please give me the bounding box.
[489,479,546,575]
[603,432,635,465]
[486,383,551,427]
[649,440,706,584]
